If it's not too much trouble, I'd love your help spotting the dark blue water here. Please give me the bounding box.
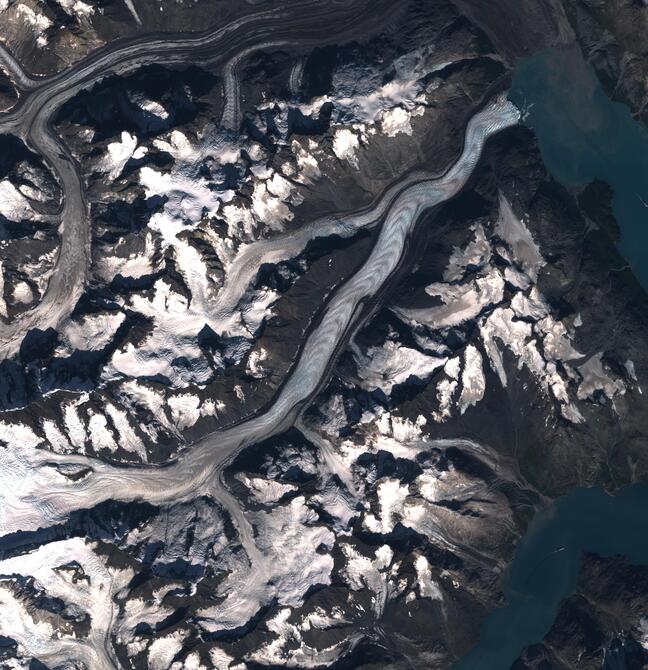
[450,46,648,670]
[508,47,648,288]
[453,485,648,670]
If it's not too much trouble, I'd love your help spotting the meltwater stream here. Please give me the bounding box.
[508,46,648,289]
[454,484,648,670]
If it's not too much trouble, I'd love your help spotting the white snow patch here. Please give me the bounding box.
[105,403,147,460]
[577,353,626,402]
[353,338,445,394]
[148,631,186,670]
[0,180,35,222]
[63,398,88,450]
[414,555,443,600]
[42,419,72,453]
[101,131,137,181]
[167,393,201,430]
[236,474,297,504]
[128,91,169,119]
[364,478,410,534]
[0,420,42,448]
[511,287,549,321]
[12,281,33,304]
[433,357,460,422]
[87,411,118,453]
[495,194,544,281]
[0,538,132,669]
[199,497,334,633]
[250,178,294,232]
[209,648,237,669]
[55,0,94,18]
[246,348,268,379]
[247,607,349,668]
[444,223,491,281]
[58,311,125,354]
[341,543,400,616]
[332,129,360,167]
[16,4,52,41]
[458,344,485,414]
[380,107,414,137]
[293,140,321,182]
[95,232,158,282]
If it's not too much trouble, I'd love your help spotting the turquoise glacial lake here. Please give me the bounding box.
[453,485,648,669]
[508,47,648,288]
[455,47,648,669]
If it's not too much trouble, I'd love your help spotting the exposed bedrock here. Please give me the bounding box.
[513,553,648,669]
[0,0,647,667]
[449,0,575,60]
[560,0,648,127]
